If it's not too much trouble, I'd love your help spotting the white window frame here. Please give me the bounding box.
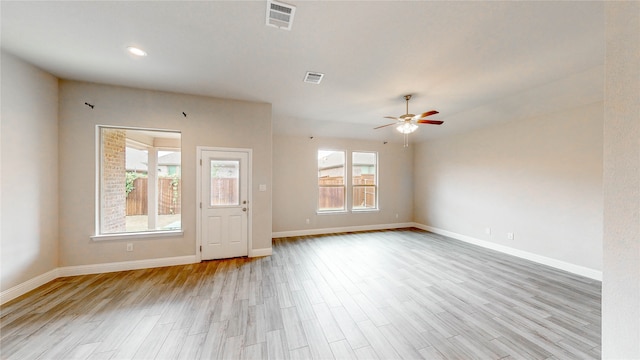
[317,149,347,214]
[92,125,183,240]
[351,151,378,212]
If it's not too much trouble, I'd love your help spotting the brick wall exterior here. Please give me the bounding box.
[101,129,127,233]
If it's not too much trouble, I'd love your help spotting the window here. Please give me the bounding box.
[318,150,345,212]
[352,151,377,210]
[98,127,181,235]
[210,160,240,206]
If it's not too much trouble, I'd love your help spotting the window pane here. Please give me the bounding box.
[352,152,376,185]
[211,160,240,206]
[101,128,128,234]
[318,150,345,211]
[158,150,181,230]
[352,152,377,210]
[319,187,345,211]
[353,186,377,209]
[125,147,148,232]
[100,127,181,235]
[318,150,344,185]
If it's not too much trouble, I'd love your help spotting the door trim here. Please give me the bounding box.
[196,146,252,262]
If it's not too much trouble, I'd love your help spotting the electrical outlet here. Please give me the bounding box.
[305,218,310,224]
[507,232,514,240]
[395,213,399,219]
[126,243,133,252]
[485,227,491,235]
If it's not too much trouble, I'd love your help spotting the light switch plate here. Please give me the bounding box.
[259,184,267,192]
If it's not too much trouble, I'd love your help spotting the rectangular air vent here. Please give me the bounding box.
[266,0,296,31]
[304,71,324,84]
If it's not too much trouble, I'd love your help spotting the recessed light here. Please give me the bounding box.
[126,46,147,57]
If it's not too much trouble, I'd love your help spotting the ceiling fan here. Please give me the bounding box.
[374,95,443,146]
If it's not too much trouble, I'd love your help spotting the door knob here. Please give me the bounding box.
[242,207,247,212]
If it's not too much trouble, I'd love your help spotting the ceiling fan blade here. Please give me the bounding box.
[374,122,400,129]
[383,116,399,120]
[417,120,444,125]
[413,110,439,120]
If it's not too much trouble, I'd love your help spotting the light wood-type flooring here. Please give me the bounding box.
[1,229,601,359]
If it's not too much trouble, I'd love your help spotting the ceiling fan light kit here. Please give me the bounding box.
[396,122,418,134]
[375,94,444,147]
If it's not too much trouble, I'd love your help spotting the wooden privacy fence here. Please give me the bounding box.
[127,177,181,215]
[318,174,375,209]
[318,176,345,210]
[318,187,345,210]
[210,178,238,206]
[353,174,374,186]
[353,174,375,208]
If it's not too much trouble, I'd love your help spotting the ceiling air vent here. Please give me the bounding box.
[304,71,324,85]
[266,0,296,31]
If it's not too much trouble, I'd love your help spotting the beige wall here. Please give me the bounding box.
[414,102,603,271]
[273,135,413,233]
[602,2,640,358]
[58,81,272,266]
[1,51,59,291]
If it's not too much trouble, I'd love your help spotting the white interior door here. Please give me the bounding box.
[201,150,248,260]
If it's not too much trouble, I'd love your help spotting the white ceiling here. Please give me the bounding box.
[1,1,605,142]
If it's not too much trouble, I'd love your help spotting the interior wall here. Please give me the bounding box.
[602,1,640,358]
[413,102,603,272]
[0,51,59,291]
[272,135,413,234]
[58,81,272,266]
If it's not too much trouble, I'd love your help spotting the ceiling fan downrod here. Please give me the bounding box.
[403,96,411,148]
[405,94,412,115]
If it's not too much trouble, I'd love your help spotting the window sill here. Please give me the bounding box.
[352,208,380,213]
[91,230,184,241]
[316,210,348,215]
[316,209,380,215]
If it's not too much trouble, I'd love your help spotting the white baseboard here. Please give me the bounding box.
[58,255,198,277]
[1,256,198,305]
[1,268,59,305]
[414,223,602,281]
[272,222,415,238]
[249,248,273,257]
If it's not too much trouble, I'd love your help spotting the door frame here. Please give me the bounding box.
[196,146,252,262]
